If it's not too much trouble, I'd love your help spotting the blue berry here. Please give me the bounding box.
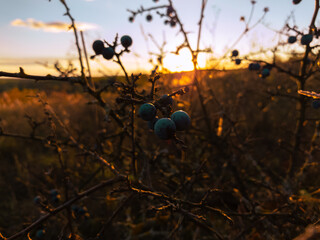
[72,205,80,212]
[52,195,60,203]
[154,118,176,140]
[293,0,302,4]
[102,47,115,60]
[35,229,45,239]
[254,63,261,70]
[160,94,173,105]
[78,207,86,216]
[120,35,133,48]
[301,34,313,45]
[235,59,241,65]
[312,100,320,109]
[260,68,270,78]
[170,110,191,131]
[138,103,157,121]
[148,117,159,130]
[170,20,176,28]
[146,14,153,22]
[33,196,41,204]
[72,205,88,218]
[231,50,239,57]
[249,63,261,71]
[288,36,297,44]
[49,189,58,196]
[167,6,174,17]
[92,40,104,55]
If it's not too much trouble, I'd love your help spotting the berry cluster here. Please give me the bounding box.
[72,205,90,220]
[138,94,191,140]
[231,49,241,65]
[163,6,177,27]
[33,188,61,206]
[92,35,133,60]
[128,5,177,28]
[287,34,313,45]
[248,63,272,78]
[230,49,272,78]
[248,62,272,78]
[32,189,63,238]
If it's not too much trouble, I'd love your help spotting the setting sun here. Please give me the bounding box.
[163,48,206,72]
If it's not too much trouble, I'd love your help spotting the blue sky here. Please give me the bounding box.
[0,0,316,75]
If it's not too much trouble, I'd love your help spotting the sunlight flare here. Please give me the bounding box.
[163,48,206,72]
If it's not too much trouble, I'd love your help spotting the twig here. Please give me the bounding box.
[5,177,125,240]
[96,193,135,238]
[0,70,81,83]
[59,0,86,82]
[80,31,94,89]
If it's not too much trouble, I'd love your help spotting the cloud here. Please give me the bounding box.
[11,18,97,33]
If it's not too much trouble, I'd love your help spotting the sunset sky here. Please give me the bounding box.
[0,0,316,76]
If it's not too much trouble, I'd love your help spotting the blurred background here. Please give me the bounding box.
[0,0,316,75]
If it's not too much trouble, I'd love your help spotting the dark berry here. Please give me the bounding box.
[293,0,302,4]
[235,59,241,65]
[170,110,191,131]
[35,229,45,239]
[138,103,157,121]
[170,20,176,28]
[33,196,41,204]
[231,50,239,57]
[248,63,254,70]
[129,16,134,23]
[120,35,133,48]
[260,68,270,78]
[253,63,261,70]
[154,118,176,140]
[102,47,115,60]
[146,14,153,22]
[49,189,58,196]
[51,194,61,204]
[160,94,173,105]
[72,205,80,212]
[288,36,297,44]
[301,34,313,45]
[249,63,261,71]
[92,40,104,55]
[167,6,174,17]
[78,207,86,216]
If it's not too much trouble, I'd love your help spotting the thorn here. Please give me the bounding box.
[19,67,27,77]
